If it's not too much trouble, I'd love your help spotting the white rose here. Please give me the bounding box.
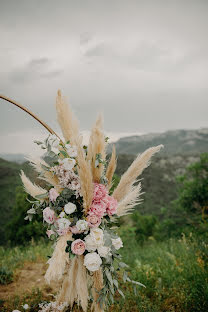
[90,228,104,247]
[85,234,97,252]
[84,252,102,272]
[59,158,76,170]
[65,144,77,158]
[64,202,76,214]
[76,220,88,232]
[98,245,111,258]
[112,237,123,250]
[57,218,71,229]
[59,211,65,218]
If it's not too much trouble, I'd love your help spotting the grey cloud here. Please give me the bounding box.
[9,58,63,83]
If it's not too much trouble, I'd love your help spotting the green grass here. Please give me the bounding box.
[0,233,208,312]
[0,239,52,276]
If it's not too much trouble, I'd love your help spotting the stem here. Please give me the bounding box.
[0,94,61,140]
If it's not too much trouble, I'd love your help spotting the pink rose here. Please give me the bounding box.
[43,207,55,224]
[46,229,55,238]
[57,228,69,236]
[71,239,86,255]
[87,214,101,228]
[49,188,59,202]
[70,225,82,234]
[89,200,106,218]
[105,195,118,216]
[93,183,108,201]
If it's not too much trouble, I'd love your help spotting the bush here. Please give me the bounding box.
[0,266,13,285]
[6,187,46,245]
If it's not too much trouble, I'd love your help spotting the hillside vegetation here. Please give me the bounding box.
[112,128,208,156]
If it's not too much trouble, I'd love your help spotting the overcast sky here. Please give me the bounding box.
[0,0,207,154]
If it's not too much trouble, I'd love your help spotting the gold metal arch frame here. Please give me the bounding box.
[0,94,61,140]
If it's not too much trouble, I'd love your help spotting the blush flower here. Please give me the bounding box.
[70,225,82,234]
[71,239,86,255]
[43,207,55,224]
[93,183,108,201]
[87,214,101,228]
[105,195,118,216]
[49,188,59,202]
[89,201,106,218]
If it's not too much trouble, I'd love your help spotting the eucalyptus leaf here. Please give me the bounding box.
[131,280,146,288]
[105,269,113,286]
[117,289,125,298]
[36,192,48,199]
[59,150,68,158]
[113,279,118,288]
[119,262,128,268]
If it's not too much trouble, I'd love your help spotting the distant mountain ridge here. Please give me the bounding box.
[111,128,208,155]
[0,153,26,164]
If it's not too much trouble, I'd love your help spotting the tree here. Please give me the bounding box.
[176,153,208,218]
[6,187,45,245]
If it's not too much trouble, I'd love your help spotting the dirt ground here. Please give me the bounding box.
[0,261,61,301]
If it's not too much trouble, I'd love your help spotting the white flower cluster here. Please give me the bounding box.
[83,228,123,272]
[38,301,68,312]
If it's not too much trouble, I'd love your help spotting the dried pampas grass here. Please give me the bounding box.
[45,232,72,284]
[76,256,89,311]
[76,143,93,214]
[26,157,62,192]
[20,170,47,200]
[87,115,106,183]
[57,257,78,306]
[91,269,104,312]
[116,183,143,217]
[58,256,89,312]
[113,145,163,202]
[56,90,80,146]
[106,145,117,189]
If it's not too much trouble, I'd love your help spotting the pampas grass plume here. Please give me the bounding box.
[45,232,72,284]
[113,145,163,202]
[106,145,117,189]
[20,170,47,200]
[56,90,80,145]
[87,114,106,183]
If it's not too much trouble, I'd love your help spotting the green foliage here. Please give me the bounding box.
[1,235,208,312]
[131,212,158,243]
[176,153,208,215]
[0,267,13,285]
[6,187,46,245]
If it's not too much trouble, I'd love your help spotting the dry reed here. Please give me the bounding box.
[106,145,117,189]
[116,183,143,217]
[87,114,106,183]
[45,232,72,284]
[20,170,47,200]
[56,90,80,146]
[113,145,163,202]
